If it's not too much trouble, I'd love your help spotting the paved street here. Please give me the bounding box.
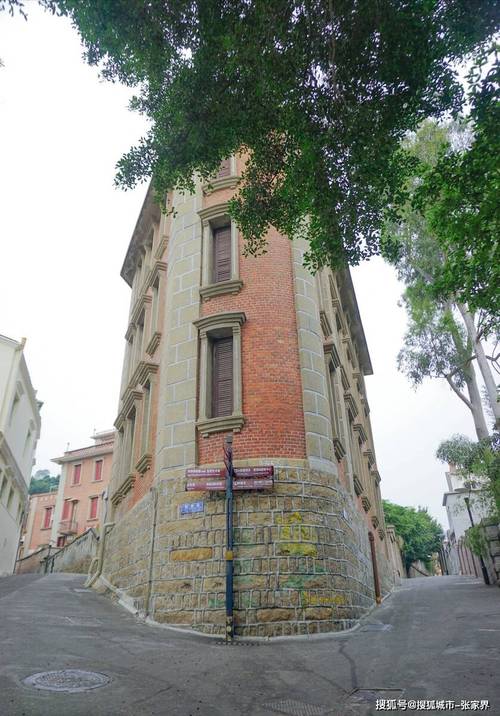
[0,573,498,716]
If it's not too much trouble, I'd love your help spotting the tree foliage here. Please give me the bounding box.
[7,0,496,272]
[382,499,443,571]
[28,474,60,495]
[412,50,500,316]
[383,118,498,438]
[436,432,500,517]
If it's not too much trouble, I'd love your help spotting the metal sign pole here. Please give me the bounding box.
[224,434,234,643]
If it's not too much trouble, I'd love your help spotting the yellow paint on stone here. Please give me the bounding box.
[278,542,317,557]
[170,547,213,561]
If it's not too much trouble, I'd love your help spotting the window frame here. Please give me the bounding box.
[72,464,82,486]
[88,495,99,521]
[42,506,53,530]
[198,202,242,300]
[93,459,103,483]
[193,311,246,436]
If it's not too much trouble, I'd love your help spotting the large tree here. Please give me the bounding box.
[412,50,499,318]
[397,297,490,440]
[4,0,497,272]
[383,119,499,437]
[383,500,443,572]
[436,432,500,518]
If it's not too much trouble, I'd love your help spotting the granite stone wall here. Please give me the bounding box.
[101,461,393,637]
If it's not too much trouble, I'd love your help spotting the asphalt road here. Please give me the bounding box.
[0,572,498,716]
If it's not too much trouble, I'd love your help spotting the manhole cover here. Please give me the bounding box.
[264,699,330,716]
[23,670,110,693]
[359,623,393,632]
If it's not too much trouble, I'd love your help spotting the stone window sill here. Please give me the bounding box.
[333,437,346,462]
[199,279,243,301]
[110,473,136,506]
[146,331,161,356]
[197,414,245,438]
[353,474,364,497]
[136,452,152,474]
[202,176,240,195]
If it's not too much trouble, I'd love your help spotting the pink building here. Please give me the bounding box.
[21,490,58,556]
[51,430,114,548]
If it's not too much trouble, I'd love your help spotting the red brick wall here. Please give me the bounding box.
[198,222,307,464]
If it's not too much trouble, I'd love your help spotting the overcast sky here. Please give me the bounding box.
[0,6,480,527]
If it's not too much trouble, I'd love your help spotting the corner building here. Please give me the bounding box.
[102,156,393,636]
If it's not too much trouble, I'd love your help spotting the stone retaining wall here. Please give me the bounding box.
[49,528,99,574]
[100,462,393,636]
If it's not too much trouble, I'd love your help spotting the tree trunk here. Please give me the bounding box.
[445,304,489,441]
[463,366,489,440]
[457,303,499,430]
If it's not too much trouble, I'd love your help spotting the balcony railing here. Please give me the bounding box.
[59,519,78,535]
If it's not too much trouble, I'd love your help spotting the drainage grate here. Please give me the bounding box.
[264,699,331,716]
[359,623,393,632]
[23,670,110,693]
[346,688,403,705]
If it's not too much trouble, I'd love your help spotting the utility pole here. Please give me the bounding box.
[464,496,490,585]
[224,435,234,643]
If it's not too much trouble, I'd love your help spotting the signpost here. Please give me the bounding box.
[186,477,274,492]
[224,435,234,643]
[185,448,274,643]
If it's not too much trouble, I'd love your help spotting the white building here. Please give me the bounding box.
[442,468,491,542]
[442,466,491,576]
[0,335,42,575]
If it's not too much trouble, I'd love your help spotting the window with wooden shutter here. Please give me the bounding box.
[94,460,103,482]
[213,226,231,283]
[73,464,81,485]
[43,507,53,529]
[216,159,231,178]
[62,500,71,520]
[212,337,233,417]
[89,496,98,520]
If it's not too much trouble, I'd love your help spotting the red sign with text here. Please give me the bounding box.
[186,477,274,492]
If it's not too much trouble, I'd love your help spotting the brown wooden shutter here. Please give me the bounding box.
[213,226,231,283]
[216,159,230,178]
[212,337,233,417]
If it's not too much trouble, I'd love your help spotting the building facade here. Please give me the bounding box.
[21,490,58,557]
[51,430,115,548]
[98,156,394,636]
[442,465,491,577]
[0,334,42,575]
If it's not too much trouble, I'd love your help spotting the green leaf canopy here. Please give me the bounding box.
[32,0,498,270]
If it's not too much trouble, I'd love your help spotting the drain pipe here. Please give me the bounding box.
[144,486,159,618]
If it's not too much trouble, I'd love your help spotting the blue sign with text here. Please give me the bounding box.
[180,501,204,515]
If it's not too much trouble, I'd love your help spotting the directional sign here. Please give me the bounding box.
[234,466,274,478]
[186,467,225,479]
[186,479,226,491]
[234,478,273,490]
[186,477,274,492]
[185,466,274,479]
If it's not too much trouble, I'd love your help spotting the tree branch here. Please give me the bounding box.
[445,374,472,410]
